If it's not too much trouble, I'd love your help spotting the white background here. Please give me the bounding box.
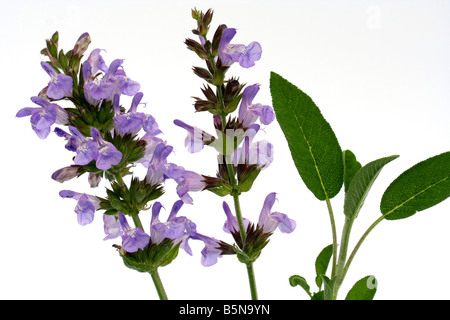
[1,0,449,300]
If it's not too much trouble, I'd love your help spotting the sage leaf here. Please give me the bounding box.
[345,275,377,300]
[343,150,362,192]
[315,244,333,289]
[270,72,343,200]
[380,151,450,220]
[344,155,399,219]
[289,275,312,298]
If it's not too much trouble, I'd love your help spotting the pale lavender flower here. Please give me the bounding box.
[222,201,250,234]
[257,193,296,234]
[41,62,73,99]
[175,170,207,204]
[238,84,274,128]
[173,119,208,153]
[90,127,122,170]
[113,92,146,134]
[86,48,108,74]
[118,212,150,253]
[103,214,121,240]
[232,129,274,168]
[191,233,224,267]
[219,28,262,68]
[16,97,68,139]
[150,201,196,254]
[59,190,101,226]
[66,126,99,166]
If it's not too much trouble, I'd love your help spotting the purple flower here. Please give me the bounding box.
[191,233,224,267]
[59,190,101,226]
[219,28,262,68]
[67,126,99,166]
[175,170,207,204]
[86,49,108,74]
[83,61,115,102]
[41,62,73,99]
[16,97,68,139]
[238,84,274,128]
[83,53,140,103]
[118,212,150,253]
[222,201,250,234]
[150,201,197,255]
[103,214,121,240]
[91,127,122,170]
[257,193,296,234]
[232,128,274,168]
[173,120,209,153]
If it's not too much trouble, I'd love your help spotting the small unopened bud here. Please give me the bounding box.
[72,32,91,58]
[52,166,79,183]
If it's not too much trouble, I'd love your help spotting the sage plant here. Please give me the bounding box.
[270,73,450,300]
[177,9,296,299]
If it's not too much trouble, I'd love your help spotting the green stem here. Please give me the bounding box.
[332,216,355,299]
[149,269,168,300]
[246,262,258,300]
[232,193,247,252]
[325,197,338,278]
[341,215,385,283]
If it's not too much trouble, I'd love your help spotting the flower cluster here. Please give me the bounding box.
[179,9,296,267]
[15,31,216,273]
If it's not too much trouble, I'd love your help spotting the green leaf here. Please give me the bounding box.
[343,150,362,192]
[315,244,333,289]
[344,155,399,219]
[289,275,312,298]
[59,49,68,70]
[270,72,343,200]
[345,275,377,300]
[380,151,450,220]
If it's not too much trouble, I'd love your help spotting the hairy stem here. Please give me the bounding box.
[149,269,168,300]
[325,197,338,278]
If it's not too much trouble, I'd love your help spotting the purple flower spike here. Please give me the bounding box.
[16,97,68,139]
[91,127,122,170]
[258,193,296,234]
[118,212,150,253]
[41,62,73,99]
[59,190,101,226]
[219,28,262,68]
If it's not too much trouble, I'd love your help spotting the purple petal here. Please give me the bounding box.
[122,227,150,253]
[16,107,39,118]
[74,139,99,165]
[103,215,122,240]
[96,143,122,170]
[75,194,96,226]
[239,84,260,120]
[119,77,140,96]
[47,73,73,99]
[258,192,277,226]
[168,200,184,220]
